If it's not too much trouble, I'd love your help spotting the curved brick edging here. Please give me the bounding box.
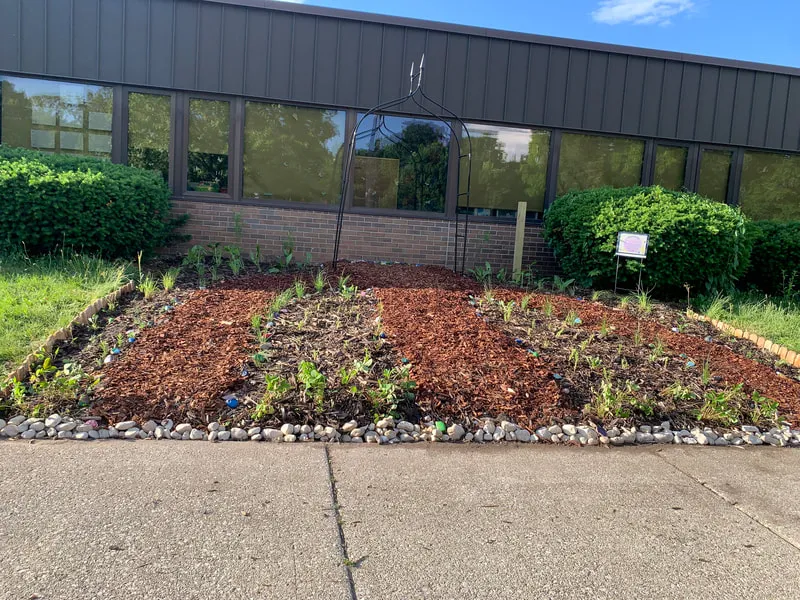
[688,309,800,368]
[3,281,137,389]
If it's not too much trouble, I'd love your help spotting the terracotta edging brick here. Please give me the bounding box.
[687,309,800,368]
[2,280,137,393]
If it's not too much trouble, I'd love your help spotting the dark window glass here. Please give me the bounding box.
[654,145,688,191]
[127,92,170,181]
[459,124,550,216]
[697,149,732,202]
[187,98,229,193]
[243,102,345,203]
[0,76,112,158]
[354,114,450,212]
[739,151,800,221]
[557,133,644,196]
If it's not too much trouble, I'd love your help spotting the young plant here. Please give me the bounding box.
[282,233,295,268]
[498,300,514,323]
[599,317,610,337]
[701,359,712,386]
[139,275,158,300]
[619,296,631,309]
[268,288,295,318]
[297,361,326,412]
[696,386,742,426]
[496,268,507,283]
[750,391,779,425]
[564,310,578,328]
[633,324,643,346]
[314,269,326,293]
[88,314,100,331]
[249,244,263,272]
[209,263,219,283]
[662,382,697,401]
[648,337,665,362]
[634,289,653,314]
[569,346,581,370]
[225,245,244,276]
[294,279,306,300]
[469,262,493,285]
[520,294,532,311]
[553,275,575,294]
[585,355,602,370]
[542,298,553,317]
[162,267,180,292]
[208,243,224,268]
[183,245,207,286]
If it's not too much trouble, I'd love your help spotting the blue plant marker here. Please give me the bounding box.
[475,311,482,317]
[226,397,239,409]
[401,357,409,364]
[111,347,121,355]
[127,337,136,344]
[671,327,679,333]
[576,296,583,301]
[686,361,696,368]
[515,338,524,345]
[679,353,687,359]
[241,368,249,377]
[704,336,713,343]
[379,332,387,339]
[574,318,582,325]
[553,373,563,380]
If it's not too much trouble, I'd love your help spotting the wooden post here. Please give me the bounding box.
[513,201,527,279]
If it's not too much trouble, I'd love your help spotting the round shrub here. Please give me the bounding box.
[0,146,185,259]
[543,186,753,296]
[743,220,800,296]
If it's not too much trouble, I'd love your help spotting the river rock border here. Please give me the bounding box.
[688,309,800,368]
[3,281,137,389]
[1,414,798,448]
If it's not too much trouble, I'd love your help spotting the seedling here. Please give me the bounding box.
[520,294,532,311]
[208,243,224,268]
[750,391,779,425]
[701,359,712,386]
[469,262,493,285]
[249,244,263,272]
[542,299,553,317]
[599,317,610,337]
[210,263,219,283]
[619,296,630,309]
[634,289,653,314]
[282,233,295,268]
[553,275,575,294]
[496,268,507,283]
[88,314,100,331]
[498,300,514,322]
[633,324,643,346]
[662,382,696,401]
[294,279,306,300]
[648,337,665,362]
[297,361,326,413]
[314,269,326,293]
[569,346,581,370]
[162,267,180,291]
[697,385,743,426]
[564,310,578,328]
[585,355,602,370]
[139,275,158,300]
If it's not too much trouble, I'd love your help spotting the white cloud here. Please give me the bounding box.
[592,0,694,25]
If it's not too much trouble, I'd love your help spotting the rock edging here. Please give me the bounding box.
[688,309,800,368]
[1,414,798,449]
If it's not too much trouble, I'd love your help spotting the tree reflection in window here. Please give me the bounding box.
[460,124,549,217]
[187,99,229,194]
[739,151,800,221]
[128,92,170,181]
[697,149,732,203]
[354,114,450,212]
[557,133,644,196]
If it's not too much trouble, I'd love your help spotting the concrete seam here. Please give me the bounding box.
[323,445,358,600]
[654,450,800,554]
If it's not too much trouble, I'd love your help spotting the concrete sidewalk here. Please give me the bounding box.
[0,442,798,600]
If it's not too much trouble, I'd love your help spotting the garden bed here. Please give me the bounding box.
[3,262,800,441]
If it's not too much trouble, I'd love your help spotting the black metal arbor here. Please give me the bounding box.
[332,56,473,273]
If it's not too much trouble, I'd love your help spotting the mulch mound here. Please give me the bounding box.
[95,274,297,423]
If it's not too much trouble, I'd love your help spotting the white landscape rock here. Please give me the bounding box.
[217,431,232,441]
[654,432,674,444]
[56,422,77,432]
[562,424,577,436]
[231,428,248,441]
[447,424,465,441]
[397,421,414,433]
[189,429,204,440]
[9,415,26,426]
[142,420,158,433]
[44,414,61,428]
[263,429,282,442]
[1,425,20,437]
[175,423,192,435]
[115,420,138,431]
[21,429,37,440]
[280,423,294,436]
[515,429,532,443]
[342,420,358,433]
[350,427,366,438]
[124,428,140,439]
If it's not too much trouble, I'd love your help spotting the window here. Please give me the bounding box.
[557,133,644,196]
[354,114,450,212]
[697,149,732,203]
[127,92,171,181]
[243,102,345,203]
[459,124,550,217]
[739,151,800,221]
[0,76,113,158]
[187,98,230,193]
[654,145,688,191]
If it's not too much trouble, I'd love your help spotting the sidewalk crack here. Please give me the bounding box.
[654,450,800,553]
[324,445,358,600]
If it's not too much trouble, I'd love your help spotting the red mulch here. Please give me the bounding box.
[94,274,297,423]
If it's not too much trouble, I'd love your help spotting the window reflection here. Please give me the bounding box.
[128,92,171,181]
[697,149,732,203]
[557,133,644,196]
[739,152,800,221]
[354,114,450,212]
[187,98,229,193]
[654,145,688,191]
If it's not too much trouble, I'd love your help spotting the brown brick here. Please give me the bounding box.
[756,336,766,348]
[786,350,798,365]
[779,346,789,360]
[764,340,773,352]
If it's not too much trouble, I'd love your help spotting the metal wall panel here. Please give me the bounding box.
[3,0,799,152]
[72,0,99,80]
[0,0,20,72]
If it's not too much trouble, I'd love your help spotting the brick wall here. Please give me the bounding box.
[170,200,559,274]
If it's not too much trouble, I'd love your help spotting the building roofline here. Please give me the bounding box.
[203,0,800,77]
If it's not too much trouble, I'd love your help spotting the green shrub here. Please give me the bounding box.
[0,146,187,259]
[743,220,800,297]
[543,186,753,296]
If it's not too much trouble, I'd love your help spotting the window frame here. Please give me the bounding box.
[180,92,237,200]
[121,87,177,194]
[649,141,692,191]
[694,144,739,205]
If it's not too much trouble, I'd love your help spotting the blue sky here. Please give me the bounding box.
[280,0,800,68]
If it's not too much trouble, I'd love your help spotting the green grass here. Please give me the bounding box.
[701,292,800,353]
[0,253,128,375]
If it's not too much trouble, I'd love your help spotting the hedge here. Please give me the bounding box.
[743,220,800,296]
[0,146,186,259]
[543,186,753,296]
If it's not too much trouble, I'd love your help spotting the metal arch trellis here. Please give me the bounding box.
[332,55,474,273]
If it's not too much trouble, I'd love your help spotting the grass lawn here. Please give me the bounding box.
[701,292,800,354]
[0,253,127,376]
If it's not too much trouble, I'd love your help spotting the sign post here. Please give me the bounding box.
[614,232,649,293]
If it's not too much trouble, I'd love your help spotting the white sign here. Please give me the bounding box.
[616,232,649,259]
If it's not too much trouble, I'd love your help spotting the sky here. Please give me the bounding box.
[276,0,800,68]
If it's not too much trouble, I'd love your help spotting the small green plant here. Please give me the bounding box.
[599,317,610,337]
[338,275,357,300]
[209,263,220,283]
[298,361,326,413]
[585,355,602,370]
[99,340,111,357]
[750,391,779,425]
[139,275,158,300]
[520,294,532,311]
[634,289,653,314]
[249,244,263,272]
[542,298,553,317]
[648,337,665,362]
[564,310,578,328]
[662,382,697,401]
[282,233,295,268]
[208,242,224,267]
[498,300,514,322]
[162,267,180,291]
[633,324,643,346]
[701,359,712,386]
[314,269,326,293]
[569,346,581,370]
[225,245,244,276]
[591,290,602,302]
[552,275,575,294]
[696,385,743,426]
[294,279,306,300]
[183,245,207,285]
[88,314,100,331]
[629,391,656,418]
[496,268,507,283]
[268,288,295,318]
[619,296,630,309]
[585,373,633,420]
[470,262,493,285]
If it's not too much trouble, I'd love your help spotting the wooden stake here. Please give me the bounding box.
[513,201,527,278]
